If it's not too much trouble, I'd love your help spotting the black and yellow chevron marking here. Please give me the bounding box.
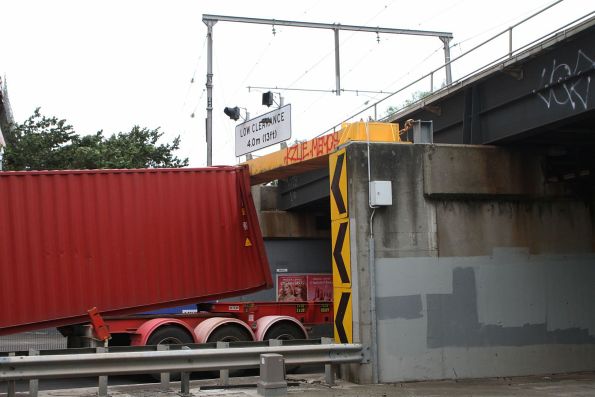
[333,288,352,344]
[329,149,348,221]
[329,148,353,344]
[332,219,351,287]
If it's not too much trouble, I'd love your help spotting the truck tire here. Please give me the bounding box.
[147,326,193,346]
[264,322,306,341]
[147,326,193,381]
[206,325,252,343]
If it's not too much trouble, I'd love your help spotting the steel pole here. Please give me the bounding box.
[205,20,216,166]
[441,36,452,86]
[334,28,341,96]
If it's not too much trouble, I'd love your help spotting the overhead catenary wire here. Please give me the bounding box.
[292,1,401,119]
[231,35,277,98]
[279,0,562,140]
[181,35,207,111]
[449,0,564,52]
[314,0,577,140]
[415,0,469,29]
[283,0,399,89]
[248,85,394,95]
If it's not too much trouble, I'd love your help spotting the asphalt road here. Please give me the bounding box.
[4,373,595,397]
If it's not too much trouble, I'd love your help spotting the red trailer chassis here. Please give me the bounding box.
[62,301,333,348]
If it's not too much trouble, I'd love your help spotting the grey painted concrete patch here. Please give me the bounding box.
[426,267,595,348]
[377,295,423,320]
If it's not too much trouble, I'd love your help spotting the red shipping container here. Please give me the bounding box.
[0,166,272,336]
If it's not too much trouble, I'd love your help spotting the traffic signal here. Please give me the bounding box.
[262,91,274,107]
[224,107,240,121]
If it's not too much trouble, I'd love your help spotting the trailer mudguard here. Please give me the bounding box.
[194,317,255,343]
[254,315,308,341]
[130,318,197,346]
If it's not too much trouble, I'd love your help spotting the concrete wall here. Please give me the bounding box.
[238,239,332,302]
[345,142,595,383]
[252,185,329,238]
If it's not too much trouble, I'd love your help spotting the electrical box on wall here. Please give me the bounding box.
[369,181,392,206]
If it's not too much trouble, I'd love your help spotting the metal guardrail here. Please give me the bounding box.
[0,343,363,381]
[317,3,593,134]
[1,340,364,397]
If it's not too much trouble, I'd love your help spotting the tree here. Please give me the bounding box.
[2,108,188,171]
[384,90,432,118]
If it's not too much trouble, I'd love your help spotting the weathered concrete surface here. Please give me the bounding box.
[252,186,329,238]
[30,372,595,396]
[437,201,593,256]
[346,142,595,383]
[257,211,329,238]
[423,145,550,197]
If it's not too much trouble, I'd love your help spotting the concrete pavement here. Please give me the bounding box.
[31,372,595,397]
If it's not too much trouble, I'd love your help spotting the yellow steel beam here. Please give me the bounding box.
[245,121,400,185]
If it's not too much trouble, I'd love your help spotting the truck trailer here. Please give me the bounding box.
[0,166,332,348]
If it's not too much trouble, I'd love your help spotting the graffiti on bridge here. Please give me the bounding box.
[284,132,340,165]
[534,49,593,111]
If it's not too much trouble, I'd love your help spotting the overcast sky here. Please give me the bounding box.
[1,0,589,166]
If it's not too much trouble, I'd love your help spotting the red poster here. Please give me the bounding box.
[277,275,307,302]
[307,274,333,301]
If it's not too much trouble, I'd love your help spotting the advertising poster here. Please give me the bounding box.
[307,275,333,301]
[277,275,307,302]
[276,274,332,302]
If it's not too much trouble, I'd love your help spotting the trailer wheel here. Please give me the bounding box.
[264,322,306,341]
[147,326,193,381]
[147,326,193,346]
[207,325,252,343]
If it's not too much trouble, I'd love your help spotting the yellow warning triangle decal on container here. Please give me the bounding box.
[245,238,252,247]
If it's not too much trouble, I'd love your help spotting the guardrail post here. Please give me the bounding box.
[321,337,335,386]
[96,347,108,397]
[430,72,434,93]
[508,27,513,57]
[28,349,39,397]
[6,352,16,397]
[217,341,230,386]
[180,346,191,397]
[257,353,287,397]
[157,344,170,389]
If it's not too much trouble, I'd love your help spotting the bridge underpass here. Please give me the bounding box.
[244,15,595,384]
[388,16,595,188]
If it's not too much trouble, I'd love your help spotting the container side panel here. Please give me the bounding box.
[0,167,271,335]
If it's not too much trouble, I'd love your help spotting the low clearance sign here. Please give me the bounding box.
[235,104,291,157]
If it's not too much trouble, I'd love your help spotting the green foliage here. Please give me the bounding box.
[384,90,432,118]
[2,108,188,170]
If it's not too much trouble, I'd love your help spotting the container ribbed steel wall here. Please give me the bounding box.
[0,166,272,336]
